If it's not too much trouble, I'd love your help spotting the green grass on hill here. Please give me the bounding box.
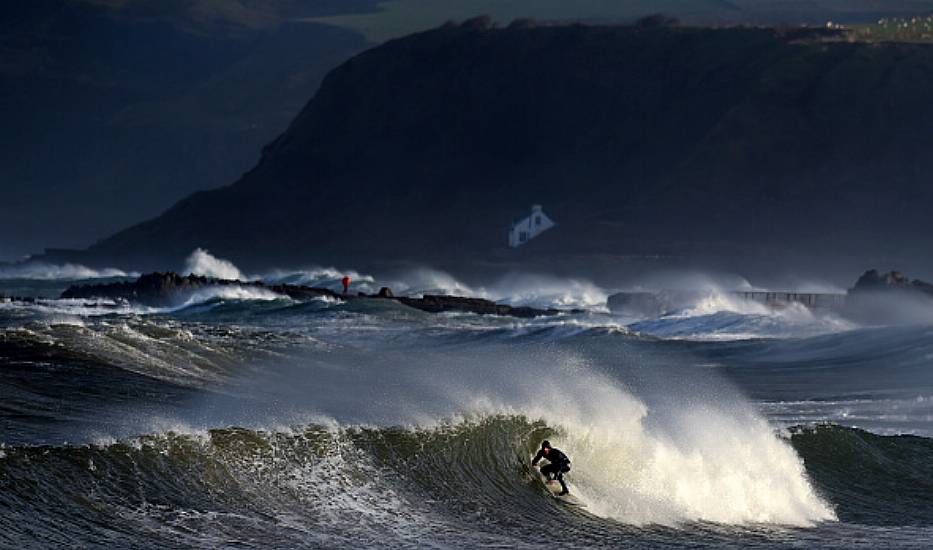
[848,15,933,43]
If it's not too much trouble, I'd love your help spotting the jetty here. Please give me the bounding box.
[59,272,579,318]
[607,289,848,316]
[731,291,846,310]
[608,269,933,316]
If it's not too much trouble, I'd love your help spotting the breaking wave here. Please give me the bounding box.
[183,248,247,280]
[625,290,855,340]
[262,267,377,293]
[172,285,288,311]
[0,414,848,549]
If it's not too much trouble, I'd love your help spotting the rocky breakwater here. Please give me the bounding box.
[61,272,575,318]
[61,272,337,306]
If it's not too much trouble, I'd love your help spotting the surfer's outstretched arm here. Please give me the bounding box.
[531,449,545,466]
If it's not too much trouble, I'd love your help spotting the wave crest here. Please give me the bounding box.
[0,262,133,281]
[183,248,245,280]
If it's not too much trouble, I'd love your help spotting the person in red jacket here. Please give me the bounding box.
[341,275,352,295]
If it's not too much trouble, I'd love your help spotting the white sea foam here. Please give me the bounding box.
[174,285,286,309]
[262,267,376,292]
[674,289,772,317]
[183,248,247,280]
[0,297,157,317]
[485,273,609,310]
[538,399,835,525]
[380,268,479,297]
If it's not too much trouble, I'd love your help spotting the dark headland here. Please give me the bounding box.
[36,18,933,279]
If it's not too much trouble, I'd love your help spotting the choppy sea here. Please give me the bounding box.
[2,258,932,548]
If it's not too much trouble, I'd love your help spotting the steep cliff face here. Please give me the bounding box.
[80,22,933,273]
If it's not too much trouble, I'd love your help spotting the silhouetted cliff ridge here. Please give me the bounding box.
[70,21,933,273]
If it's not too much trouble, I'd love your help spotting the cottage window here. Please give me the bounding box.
[535,216,542,226]
[519,231,528,242]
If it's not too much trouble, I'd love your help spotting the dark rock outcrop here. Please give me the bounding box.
[61,272,572,318]
[397,295,569,318]
[849,270,933,296]
[61,272,340,306]
[377,287,394,298]
[844,269,933,324]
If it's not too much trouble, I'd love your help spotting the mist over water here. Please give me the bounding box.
[2,254,933,547]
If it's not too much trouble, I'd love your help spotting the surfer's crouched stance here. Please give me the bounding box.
[532,440,571,496]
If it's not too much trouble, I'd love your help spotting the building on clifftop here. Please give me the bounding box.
[508,204,555,248]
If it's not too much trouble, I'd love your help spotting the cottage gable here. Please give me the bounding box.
[508,205,555,247]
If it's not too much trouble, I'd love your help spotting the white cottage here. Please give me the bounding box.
[508,204,556,248]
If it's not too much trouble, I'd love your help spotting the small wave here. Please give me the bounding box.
[0,318,240,389]
[0,414,849,550]
[0,262,134,281]
[0,423,508,547]
[172,285,289,310]
[790,424,933,525]
[0,297,157,317]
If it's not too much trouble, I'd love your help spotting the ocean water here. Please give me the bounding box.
[2,262,932,548]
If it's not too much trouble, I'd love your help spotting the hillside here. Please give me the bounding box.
[1,0,368,258]
[58,20,933,277]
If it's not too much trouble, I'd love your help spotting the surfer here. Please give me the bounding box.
[532,440,571,496]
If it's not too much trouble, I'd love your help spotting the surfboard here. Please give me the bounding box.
[540,474,586,506]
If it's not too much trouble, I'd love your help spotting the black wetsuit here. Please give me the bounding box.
[532,447,571,494]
